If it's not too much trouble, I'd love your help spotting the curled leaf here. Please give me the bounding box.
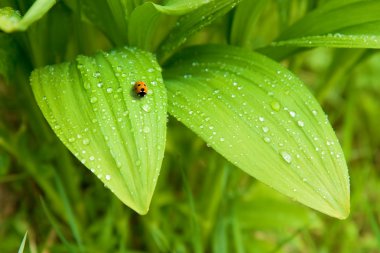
[0,0,56,33]
[31,47,167,214]
[164,45,350,219]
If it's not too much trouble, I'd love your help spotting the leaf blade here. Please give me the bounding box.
[163,45,350,219]
[31,47,167,214]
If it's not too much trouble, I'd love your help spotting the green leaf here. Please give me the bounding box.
[0,34,18,82]
[277,0,380,40]
[236,184,322,230]
[127,3,166,51]
[153,0,214,15]
[271,33,380,49]
[127,0,211,51]
[0,0,56,33]
[17,232,28,253]
[157,0,241,61]
[261,0,380,58]
[163,45,350,219]
[80,0,135,46]
[128,0,239,54]
[30,47,167,214]
[229,0,267,47]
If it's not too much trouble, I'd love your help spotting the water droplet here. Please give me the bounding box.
[105,174,111,180]
[262,126,269,133]
[312,110,318,116]
[143,126,150,133]
[271,101,281,111]
[280,151,292,163]
[259,117,265,122]
[68,137,75,143]
[106,88,113,93]
[97,82,103,88]
[220,137,225,142]
[264,137,271,143]
[82,138,90,145]
[89,156,95,161]
[142,104,151,112]
[90,97,98,103]
[297,121,304,127]
[289,111,296,117]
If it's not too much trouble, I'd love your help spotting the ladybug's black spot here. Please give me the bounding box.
[138,91,147,97]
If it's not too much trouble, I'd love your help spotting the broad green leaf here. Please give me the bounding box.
[163,45,350,219]
[157,0,241,61]
[30,47,167,214]
[0,0,56,33]
[229,0,267,47]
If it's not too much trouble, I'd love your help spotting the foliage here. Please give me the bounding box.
[1,0,379,252]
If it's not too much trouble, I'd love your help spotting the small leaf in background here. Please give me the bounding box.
[0,0,56,33]
[261,0,380,59]
[0,34,18,83]
[129,0,240,56]
[80,0,133,46]
[128,0,212,51]
[157,0,241,61]
[30,47,167,214]
[153,0,214,15]
[229,0,267,47]
[164,45,350,219]
[17,232,28,253]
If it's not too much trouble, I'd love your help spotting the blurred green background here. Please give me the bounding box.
[1,0,380,252]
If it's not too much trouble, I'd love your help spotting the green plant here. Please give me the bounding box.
[1,0,380,252]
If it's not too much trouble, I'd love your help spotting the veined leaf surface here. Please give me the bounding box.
[164,45,350,219]
[31,47,167,214]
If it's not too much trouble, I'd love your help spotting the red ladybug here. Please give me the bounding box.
[134,81,148,97]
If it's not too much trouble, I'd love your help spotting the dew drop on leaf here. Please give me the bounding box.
[270,101,281,111]
[141,104,151,112]
[280,151,292,164]
[143,126,150,133]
